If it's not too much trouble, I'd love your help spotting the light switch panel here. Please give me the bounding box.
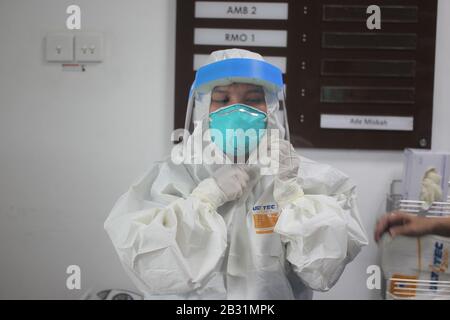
[75,33,103,62]
[45,34,74,62]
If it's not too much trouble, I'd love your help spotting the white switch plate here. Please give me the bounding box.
[75,33,103,62]
[45,34,74,62]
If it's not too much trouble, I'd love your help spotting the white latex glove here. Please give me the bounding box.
[420,168,443,206]
[212,165,250,203]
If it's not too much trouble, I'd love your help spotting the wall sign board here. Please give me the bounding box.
[195,2,289,20]
[320,114,414,131]
[194,28,288,47]
[175,0,438,150]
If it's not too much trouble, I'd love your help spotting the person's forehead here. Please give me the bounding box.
[213,83,264,93]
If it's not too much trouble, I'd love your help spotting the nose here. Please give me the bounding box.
[228,97,242,105]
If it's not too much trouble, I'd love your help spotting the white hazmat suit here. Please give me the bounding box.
[104,49,368,299]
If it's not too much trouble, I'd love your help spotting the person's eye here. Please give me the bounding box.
[211,96,229,104]
[245,97,264,104]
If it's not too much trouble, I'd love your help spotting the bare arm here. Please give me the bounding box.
[374,211,450,242]
[433,216,450,237]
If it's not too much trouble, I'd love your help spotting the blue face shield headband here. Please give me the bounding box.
[190,58,284,95]
[209,104,267,157]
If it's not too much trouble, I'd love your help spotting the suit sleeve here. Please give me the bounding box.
[104,160,228,295]
[273,158,368,291]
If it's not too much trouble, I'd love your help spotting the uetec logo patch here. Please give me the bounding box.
[252,204,279,234]
[429,242,449,291]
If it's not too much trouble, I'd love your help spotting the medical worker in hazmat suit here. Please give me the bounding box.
[104,49,369,300]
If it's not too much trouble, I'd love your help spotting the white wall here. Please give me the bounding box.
[0,0,176,299]
[0,0,448,299]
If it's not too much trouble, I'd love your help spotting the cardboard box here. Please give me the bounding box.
[381,234,450,300]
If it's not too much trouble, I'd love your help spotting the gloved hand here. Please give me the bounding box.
[212,165,250,203]
[270,138,303,208]
[273,139,300,181]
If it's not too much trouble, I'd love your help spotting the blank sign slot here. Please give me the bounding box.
[321,87,415,104]
[323,5,418,23]
[321,59,416,77]
[193,54,287,73]
[322,32,417,50]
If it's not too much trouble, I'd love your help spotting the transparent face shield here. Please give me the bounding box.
[179,58,292,169]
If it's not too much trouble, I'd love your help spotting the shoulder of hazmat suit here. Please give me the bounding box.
[104,49,369,300]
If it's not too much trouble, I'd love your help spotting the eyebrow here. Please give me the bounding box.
[212,89,229,94]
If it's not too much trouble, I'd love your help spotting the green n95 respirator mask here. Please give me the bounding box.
[209,104,267,158]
